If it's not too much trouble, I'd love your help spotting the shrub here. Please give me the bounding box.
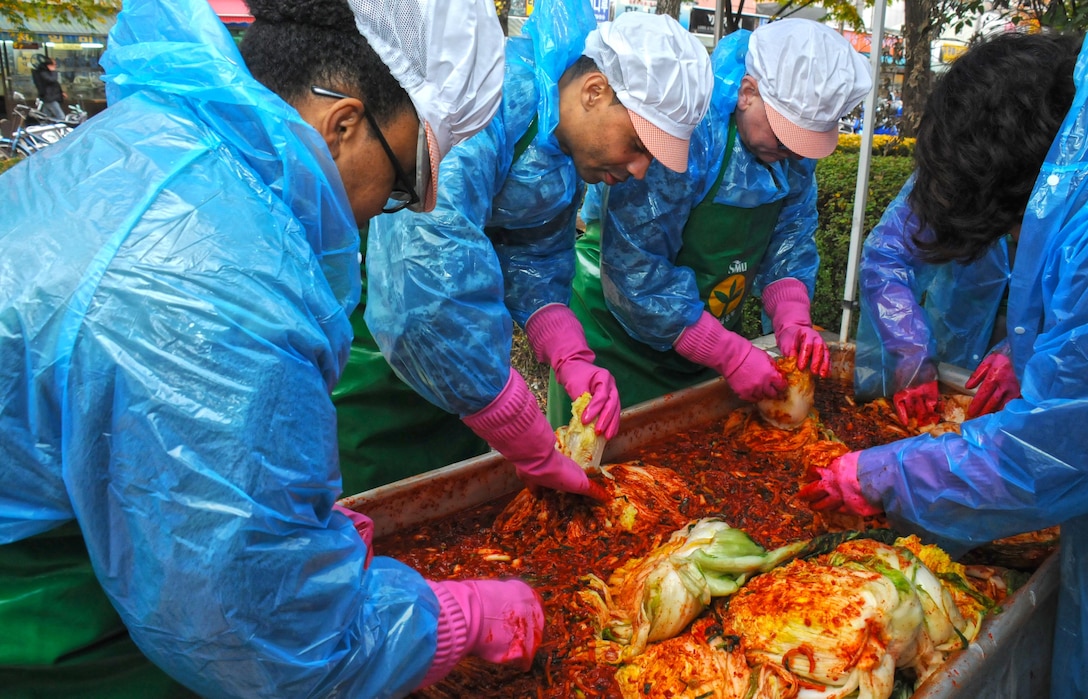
[740,148,914,339]
[811,151,915,333]
[835,133,916,157]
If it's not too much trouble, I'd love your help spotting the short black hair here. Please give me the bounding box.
[239,0,412,124]
[910,31,1083,264]
[567,55,601,79]
[566,55,622,105]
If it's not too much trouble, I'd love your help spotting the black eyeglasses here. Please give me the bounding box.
[311,85,424,214]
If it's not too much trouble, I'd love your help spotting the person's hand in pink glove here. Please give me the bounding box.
[674,311,786,402]
[418,579,544,688]
[525,304,621,439]
[333,503,374,567]
[463,368,610,502]
[797,451,883,516]
[892,381,940,427]
[762,277,830,377]
[965,349,1020,418]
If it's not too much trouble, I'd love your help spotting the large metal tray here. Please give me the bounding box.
[340,339,1057,698]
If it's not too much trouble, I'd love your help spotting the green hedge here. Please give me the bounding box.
[740,147,915,339]
[0,157,21,176]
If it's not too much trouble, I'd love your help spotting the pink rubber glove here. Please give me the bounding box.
[762,278,830,377]
[965,349,1020,418]
[892,380,940,427]
[797,451,883,516]
[525,304,621,439]
[463,368,609,501]
[674,311,786,402]
[333,503,374,568]
[418,579,544,688]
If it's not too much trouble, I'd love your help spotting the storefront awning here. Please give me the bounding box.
[0,15,115,43]
[208,0,254,24]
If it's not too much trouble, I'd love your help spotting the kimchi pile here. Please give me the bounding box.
[380,378,1028,699]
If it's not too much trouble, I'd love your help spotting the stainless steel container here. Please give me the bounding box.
[340,339,1057,698]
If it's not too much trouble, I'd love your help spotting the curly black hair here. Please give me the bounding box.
[910,31,1083,264]
[239,0,412,125]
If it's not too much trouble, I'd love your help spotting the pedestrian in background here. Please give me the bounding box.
[32,56,66,120]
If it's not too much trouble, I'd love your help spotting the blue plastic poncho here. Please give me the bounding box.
[854,176,1011,400]
[0,0,442,696]
[578,31,820,350]
[364,0,596,416]
[856,39,1088,698]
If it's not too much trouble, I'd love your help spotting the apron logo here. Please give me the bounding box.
[708,274,747,319]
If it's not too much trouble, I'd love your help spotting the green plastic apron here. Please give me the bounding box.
[333,252,489,497]
[0,522,196,698]
[333,121,543,495]
[549,121,785,426]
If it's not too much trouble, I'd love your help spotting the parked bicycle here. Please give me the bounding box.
[63,102,88,127]
[0,92,77,158]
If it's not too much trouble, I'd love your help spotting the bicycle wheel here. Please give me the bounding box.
[0,139,31,158]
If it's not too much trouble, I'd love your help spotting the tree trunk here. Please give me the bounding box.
[656,0,681,20]
[900,0,935,138]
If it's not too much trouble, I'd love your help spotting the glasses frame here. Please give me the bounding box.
[310,85,424,214]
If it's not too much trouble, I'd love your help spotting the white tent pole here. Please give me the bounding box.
[839,0,887,343]
[714,0,725,43]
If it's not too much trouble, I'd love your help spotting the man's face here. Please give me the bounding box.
[555,73,654,185]
[734,76,798,164]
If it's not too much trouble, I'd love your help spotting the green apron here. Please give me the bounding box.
[549,121,785,426]
[333,121,543,495]
[0,522,195,699]
[333,253,489,497]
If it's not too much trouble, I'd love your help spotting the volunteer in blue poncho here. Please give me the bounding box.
[548,19,871,425]
[799,31,1088,697]
[340,0,714,495]
[0,0,547,696]
[854,175,1019,426]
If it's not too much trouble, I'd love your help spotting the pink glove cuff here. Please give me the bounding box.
[674,311,752,378]
[525,304,595,367]
[761,277,811,318]
[462,370,546,452]
[762,278,812,341]
[835,452,879,515]
[419,582,474,688]
[463,371,593,495]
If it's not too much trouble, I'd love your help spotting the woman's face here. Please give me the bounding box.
[338,109,421,224]
[299,90,422,227]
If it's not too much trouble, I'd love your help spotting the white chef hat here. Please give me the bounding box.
[583,12,713,173]
[746,18,872,159]
[347,0,505,211]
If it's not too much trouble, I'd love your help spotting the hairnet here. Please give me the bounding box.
[584,12,713,172]
[746,18,871,159]
[347,0,506,210]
